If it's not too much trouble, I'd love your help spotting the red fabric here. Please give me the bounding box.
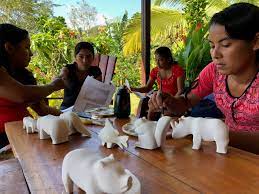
[191,62,259,132]
[0,98,29,133]
[150,64,184,96]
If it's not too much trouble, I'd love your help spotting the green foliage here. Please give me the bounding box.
[183,0,209,27]
[30,16,77,84]
[176,23,211,84]
[0,0,53,32]
[113,54,141,87]
[29,16,77,108]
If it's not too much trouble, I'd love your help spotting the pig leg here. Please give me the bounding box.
[62,174,73,193]
[39,129,50,139]
[192,132,202,150]
[215,140,228,154]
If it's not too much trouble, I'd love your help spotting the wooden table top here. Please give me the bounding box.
[5,118,259,194]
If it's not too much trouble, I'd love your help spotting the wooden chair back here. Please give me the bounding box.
[92,54,117,83]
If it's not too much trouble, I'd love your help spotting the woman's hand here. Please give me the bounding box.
[50,76,65,91]
[148,91,163,112]
[128,87,134,93]
[60,67,69,80]
[59,67,70,87]
[148,91,189,116]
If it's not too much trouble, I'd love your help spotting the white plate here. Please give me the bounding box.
[122,123,138,136]
[84,107,114,117]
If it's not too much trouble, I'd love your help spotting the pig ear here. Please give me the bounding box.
[105,119,112,127]
[170,119,178,127]
[108,154,115,160]
[99,154,115,167]
[176,117,180,123]
[170,120,175,128]
[179,116,185,122]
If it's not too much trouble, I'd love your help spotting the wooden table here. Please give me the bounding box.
[5,118,259,194]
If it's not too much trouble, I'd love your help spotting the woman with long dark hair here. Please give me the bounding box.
[0,23,65,149]
[148,3,259,154]
[60,42,102,110]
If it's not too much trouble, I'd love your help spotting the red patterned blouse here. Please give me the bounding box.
[150,64,184,96]
[191,62,259,132]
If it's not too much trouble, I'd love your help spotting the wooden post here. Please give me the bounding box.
[141,0,151,84]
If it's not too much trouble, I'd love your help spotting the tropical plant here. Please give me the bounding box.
[123,7,186,55]
[30,16,77,84]
[176,23,211,84]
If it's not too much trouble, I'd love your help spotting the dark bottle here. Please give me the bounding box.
[114,86,131,118]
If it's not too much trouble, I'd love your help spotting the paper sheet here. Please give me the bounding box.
[125,79,132,92]
[73,76,115,113]
[125,79,153,98]
[61,106,74,113]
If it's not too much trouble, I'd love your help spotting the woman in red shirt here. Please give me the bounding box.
[0,24,65,149]
[148,3,259,154]
[131,46,185,96]
[130,46,185,120]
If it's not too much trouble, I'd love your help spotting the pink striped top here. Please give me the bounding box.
[191,62,259,132]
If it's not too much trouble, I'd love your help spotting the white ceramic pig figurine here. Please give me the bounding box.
[23,116,37,133]
[132,117,148,129]
[37,115,70,144]
[98,119,129,149]
[171,116,229,154]
[62,149,141,194]
[135,116,172,150]
[60,112,91,137]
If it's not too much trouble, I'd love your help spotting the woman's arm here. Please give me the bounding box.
[175,75,185,96]
[0,68,65,103]
[130,79,155,93]
[30,100,61,116]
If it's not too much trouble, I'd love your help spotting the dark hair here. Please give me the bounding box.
[154,46,175,64]
[210,3,259,40]
[210,3,259,61]
[0,23,29,72]
[74,42,95,57]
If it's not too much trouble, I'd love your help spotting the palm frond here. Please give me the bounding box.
[153,0,185,9]
[123,7,186,55]
[151,6,185,35]
[206,0,230,16]
[123,13,141,55]
[206,0,259,17]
